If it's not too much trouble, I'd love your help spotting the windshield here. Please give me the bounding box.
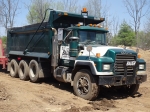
[79,30,106,45]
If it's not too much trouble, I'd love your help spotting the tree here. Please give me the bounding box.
[0,0,19,30]
[123,0,149,46]
[26,0,53,24]
[1,36,7,45]
[60,0,79,13]
[26,0,82,24]
[83,0,110,29]
[137,31,150,49]
[111,21,135,46]
[84,0,102,17]
[137,18,150,49]
[111,16,120,36]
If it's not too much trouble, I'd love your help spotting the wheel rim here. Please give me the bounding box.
[77,76,90,95]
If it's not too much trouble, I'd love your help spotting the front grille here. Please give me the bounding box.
[115,54,136,75]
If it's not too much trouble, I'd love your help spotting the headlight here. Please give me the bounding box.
[139,64,144,70]
[103,64,110,70]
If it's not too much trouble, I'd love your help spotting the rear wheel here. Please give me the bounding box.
[73,69,99,100]
[18,60,29,81]
[10,59,19,78]
[29,60,39,83]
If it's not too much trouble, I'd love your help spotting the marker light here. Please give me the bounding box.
[89,24,92,27]
[138,54,141,58]
[93,24,96,27]
[96,53,100,58]
[100,18,104,21]
[82,8,87,12]
[64,12,68,16]
[77,24,80,27]
[97,24,100,27]
[105,27,108,30]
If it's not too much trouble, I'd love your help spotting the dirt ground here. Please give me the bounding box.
[0,47,150,112]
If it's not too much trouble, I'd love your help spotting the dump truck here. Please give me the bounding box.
[5,8,147,100]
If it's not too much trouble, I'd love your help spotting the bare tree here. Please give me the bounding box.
[0,0,19,30]
[111,16,120,36]
[83,0,111,28]
[145,16,150,33]
[26,0,54,24]
[60,0,79,13]
[123,0,149,47]
[84,0,101,17]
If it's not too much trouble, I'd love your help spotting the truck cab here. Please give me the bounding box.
[53,24,147,100]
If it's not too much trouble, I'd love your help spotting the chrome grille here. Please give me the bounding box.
[115,54,136,75]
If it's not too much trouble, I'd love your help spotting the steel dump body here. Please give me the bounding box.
[7,22,52,59]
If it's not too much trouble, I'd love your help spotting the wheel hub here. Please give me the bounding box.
[77,76,89,95]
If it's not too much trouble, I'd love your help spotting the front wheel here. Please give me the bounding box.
[73,69,99,100]
[126,84,140,95]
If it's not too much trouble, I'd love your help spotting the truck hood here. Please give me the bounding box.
[78,46,137,57]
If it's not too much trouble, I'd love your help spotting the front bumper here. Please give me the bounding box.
[98,74,147,86]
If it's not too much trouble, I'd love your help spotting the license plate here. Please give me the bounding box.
[126,61,136,66]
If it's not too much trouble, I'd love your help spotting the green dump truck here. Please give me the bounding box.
[6,8,147,100]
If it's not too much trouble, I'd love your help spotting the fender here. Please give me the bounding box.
[74,60,113,76]
[74,61,96,75]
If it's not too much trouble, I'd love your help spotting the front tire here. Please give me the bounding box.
[29,60,39,83]
[73,69,99,100]
[126,84,139,95]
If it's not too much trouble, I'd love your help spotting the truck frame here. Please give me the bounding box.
[1,8,146,100]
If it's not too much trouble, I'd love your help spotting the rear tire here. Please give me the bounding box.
[29,60,39,83]
[73,69,99,100]
[18,60,29,81]
[10,59,19,78]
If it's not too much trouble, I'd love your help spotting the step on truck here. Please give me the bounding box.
[6,8,147,100]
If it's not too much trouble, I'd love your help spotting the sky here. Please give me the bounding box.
[0,0,149,36]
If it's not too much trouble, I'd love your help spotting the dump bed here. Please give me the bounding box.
[7,22,52,59]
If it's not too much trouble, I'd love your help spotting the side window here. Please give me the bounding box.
[96,33,105,44]
[79,31,87,42]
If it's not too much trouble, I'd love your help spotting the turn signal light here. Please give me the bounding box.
[96,53,100,58]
